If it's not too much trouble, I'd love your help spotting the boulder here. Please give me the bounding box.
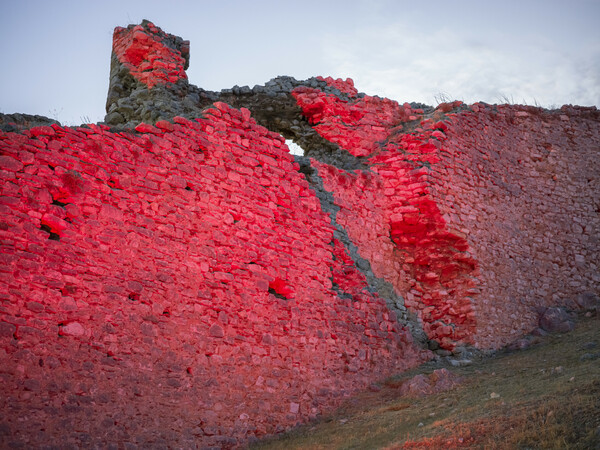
[575,292,599,311]
[399,374,431,396]
[398,368,462,397]
[430,368,462,392]
[539,307,575,333]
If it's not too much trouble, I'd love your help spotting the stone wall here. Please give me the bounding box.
[0,19,598,448]
[0,104,423,448]
[430,104,600,347]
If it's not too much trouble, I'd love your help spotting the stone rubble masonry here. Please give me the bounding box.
[0,19,598,448]
[105,20,217,128]
[431,104,600,348]
[298,79,598,350]
[0,104,425,448]
[298,86,479,350]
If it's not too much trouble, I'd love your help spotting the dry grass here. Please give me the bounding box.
[251,315,600,449]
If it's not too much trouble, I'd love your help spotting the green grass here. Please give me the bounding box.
[251,315,600,449]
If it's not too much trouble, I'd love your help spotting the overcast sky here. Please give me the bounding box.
[0,0,598,126]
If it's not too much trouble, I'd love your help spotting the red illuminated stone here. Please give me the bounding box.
[135,122,161,134]
[112,22,188,88]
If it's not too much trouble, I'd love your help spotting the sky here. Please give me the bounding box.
[0,0,598,126]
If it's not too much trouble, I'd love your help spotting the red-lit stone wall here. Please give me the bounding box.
[112,21,188,88]
[0,103,424,447]
[293,82,416,157]
[430,104,600,347]
[294,82,479,350]
[294,78,598,350]
[1,19,598,448]
[311,160,412,295]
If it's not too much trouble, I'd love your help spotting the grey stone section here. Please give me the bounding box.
[105,49,217,127]
[0,113,60,132]
[104,20,217,128]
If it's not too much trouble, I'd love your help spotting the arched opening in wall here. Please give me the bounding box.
[285,139,305,156]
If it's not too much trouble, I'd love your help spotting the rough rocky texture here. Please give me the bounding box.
[0,106,424,448]
[576,291,600,311]
[105,20,217,127]
[431,104,600,347]
[0,19,598,448]
[0,113,60,133]
[539,307,576,333]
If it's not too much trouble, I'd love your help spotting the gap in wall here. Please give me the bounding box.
[285,139,304,156]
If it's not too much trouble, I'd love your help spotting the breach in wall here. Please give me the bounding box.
[0,19,598,448]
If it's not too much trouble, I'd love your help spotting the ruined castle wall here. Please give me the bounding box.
[293,81,599,351]
[1,18,599,448]
[0,105,424,448]
[293,85,480,350]
[429,105,600,348]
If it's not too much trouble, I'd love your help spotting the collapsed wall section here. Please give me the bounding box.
[293,82,479,350]
[292,78,599,351]
[0,103,425,448]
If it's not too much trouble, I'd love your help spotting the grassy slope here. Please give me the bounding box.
[252,315,600,449]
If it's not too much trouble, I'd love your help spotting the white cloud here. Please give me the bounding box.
[320,23,600,108]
